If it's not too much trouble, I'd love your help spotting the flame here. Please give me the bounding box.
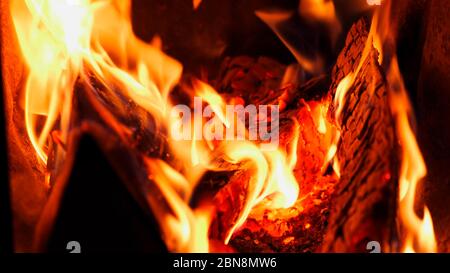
[11,0,93,164]
[145,159,213,252]
[334,73,354,122]
[13,0,435,254]
[193,0,202,11]
[287,119,300,169]
[372,0,437,252]
[387,57,436,253]
[316,104,327,135]
[298,0,342,45]
[303,100,339,177]
[255,10,322,74]
[193,80,230,128]
[220,142,300,243]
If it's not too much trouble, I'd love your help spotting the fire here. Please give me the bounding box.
[387,58,437,252]
[12,0,301,252]
[298,0,341,45]
[255,10,322,74]
[11,0,92,164]
[10,0,438,253]
[287,119,300,169]
[333,73,354,121]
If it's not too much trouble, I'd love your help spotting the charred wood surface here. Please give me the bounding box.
[35,125,167,252]
[322,19,398,252]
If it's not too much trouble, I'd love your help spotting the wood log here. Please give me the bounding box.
[322,18,398,252]
[34,124,168,252]
[214,18,399,253]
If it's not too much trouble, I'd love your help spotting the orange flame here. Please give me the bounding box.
[372,0,437,252]
[298,0,342,45]
[12,0,435,254]
[193,0,202,11]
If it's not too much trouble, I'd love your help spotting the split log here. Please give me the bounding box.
[322,18,398,252]
[35,124,168,252]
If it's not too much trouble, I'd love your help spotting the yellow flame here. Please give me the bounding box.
[11,0,94,164]
[334,73,354,122]
[145,159,212,252]
[367,0,382,6]
[387,58,436,253]
[317,104,327,135]
[287,119,300,170]
[298,0,342,45]
[193,80,230,128]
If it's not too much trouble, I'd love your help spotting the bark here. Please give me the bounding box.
[322,18,398,252]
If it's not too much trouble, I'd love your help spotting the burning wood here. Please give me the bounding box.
[1,0,444,253]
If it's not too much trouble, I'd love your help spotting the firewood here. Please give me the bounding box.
[322,18,398,252]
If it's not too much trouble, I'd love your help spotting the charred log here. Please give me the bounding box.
[322,18,398,252]
[35,124,167,252]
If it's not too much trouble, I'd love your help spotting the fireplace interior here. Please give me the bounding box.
[1,0,449,253]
